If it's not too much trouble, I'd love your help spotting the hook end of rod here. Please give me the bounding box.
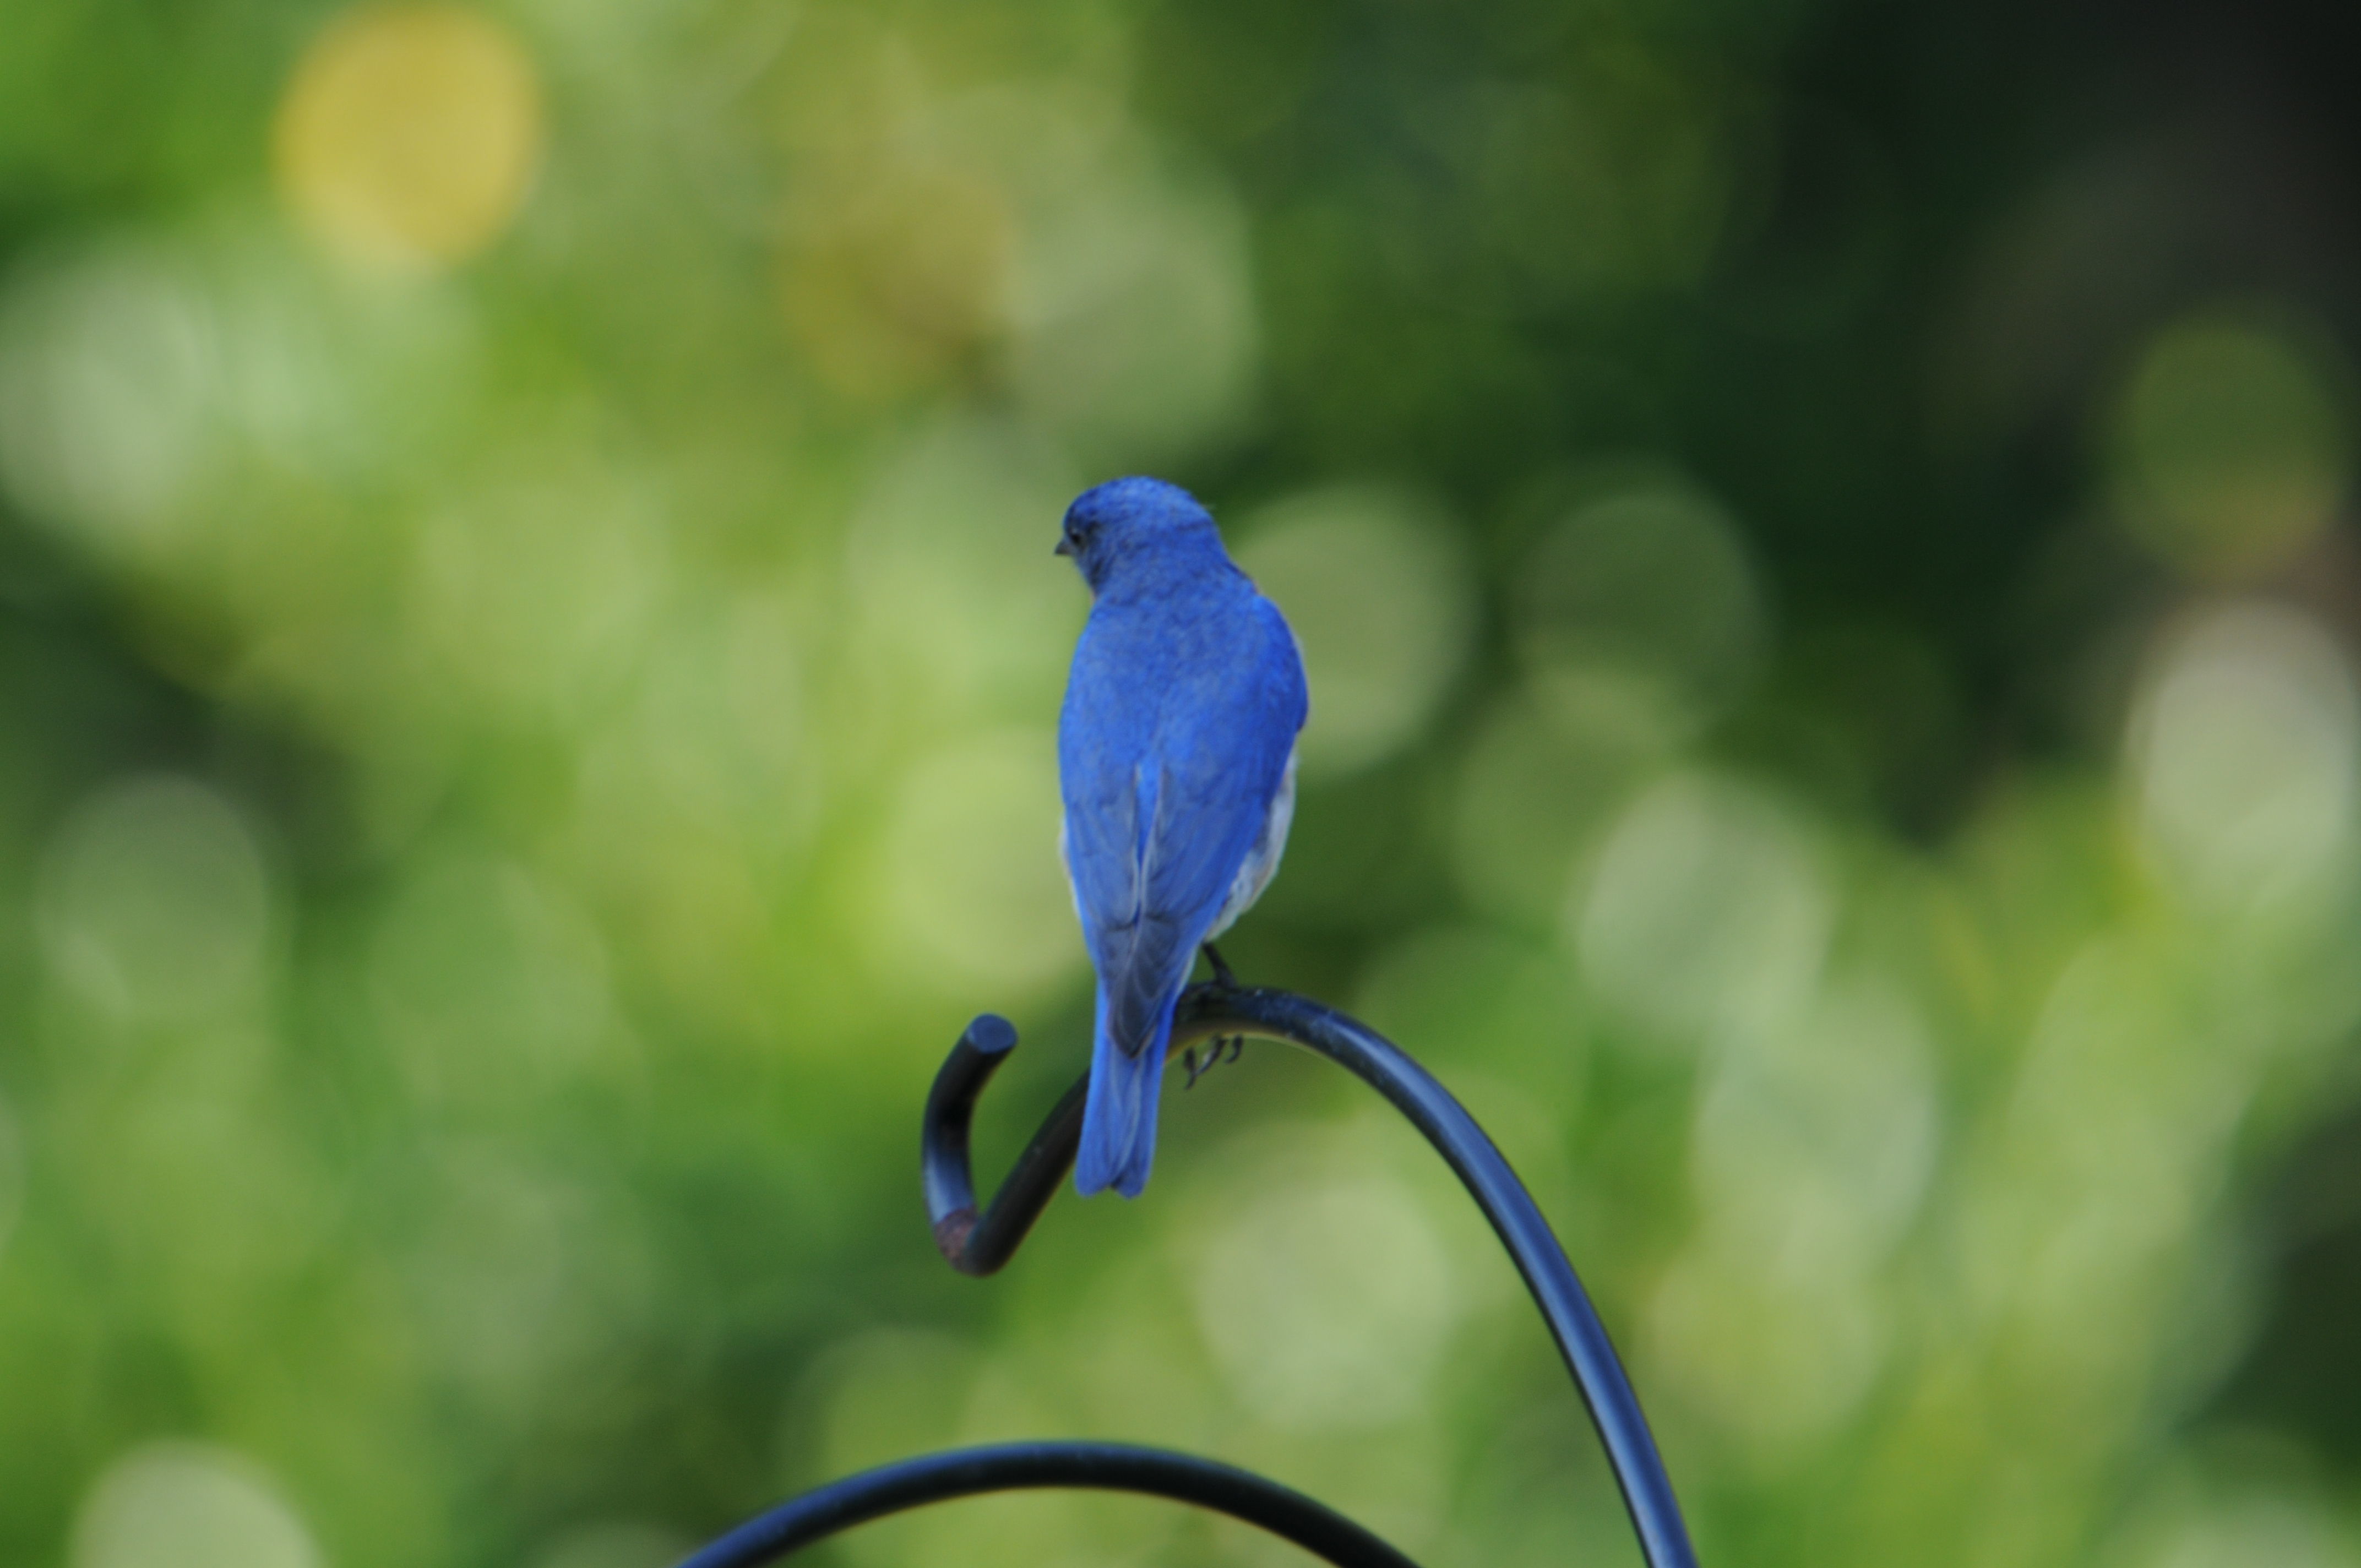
[933,1206,982,1268]
[964,1014,1019,1056]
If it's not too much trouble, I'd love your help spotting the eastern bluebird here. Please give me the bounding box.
[1056,477,1309,1197]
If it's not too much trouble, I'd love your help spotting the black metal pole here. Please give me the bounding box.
[923,983,1701,1568]
[672,1441,1424,1568]
[921,1012,1084,1275]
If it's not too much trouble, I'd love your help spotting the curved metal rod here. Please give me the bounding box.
[922,1013,1085,1273]
[923,983,1700,1568]
[672,1440,1424,1568]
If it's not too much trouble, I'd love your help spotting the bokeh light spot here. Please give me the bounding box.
[36,776,273,1021]
[845,418,1082,723]
[1574,773,1831,1047]
[407,1146,629,1408]
[875,731,1075,992]
[2127,601,2358,912]
[1449,692,1653,926]
[2113,1487,2361,1568]
[1988,940,2213,1271]
[1693,977,1940,1261]
[1236,485,1473,778]
[1646,978,1934,1460]
[1515,477,1766,738]
[2110,308,2353,580]
[1003,125,1260,465]
[274,3,545,274]
[369,854,613,1104]
[71,1443,319,1568]
[1647,1211,1887,1461]
[0,244,215,550]
[1189,1165,1463,1431]
[578,591,816,857]
[410,460,668,721]
[779,163,1014,402]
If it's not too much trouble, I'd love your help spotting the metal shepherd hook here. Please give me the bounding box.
[681,979,1700,1568]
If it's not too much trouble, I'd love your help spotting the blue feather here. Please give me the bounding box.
[1076,988,1172,1197]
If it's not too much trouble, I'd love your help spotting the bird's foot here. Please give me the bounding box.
[1182,1035,1245,1088]
[1201,941,1240,989]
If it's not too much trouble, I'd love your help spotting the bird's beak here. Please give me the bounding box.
[1053,536,1075,558]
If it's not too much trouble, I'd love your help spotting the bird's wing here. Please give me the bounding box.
[1062,597,1307,1057]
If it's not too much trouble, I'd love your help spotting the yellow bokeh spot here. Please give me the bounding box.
[779,165,1014,402]
[274,4,544,274]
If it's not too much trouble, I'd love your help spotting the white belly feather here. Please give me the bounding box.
[1206,747,1297,939]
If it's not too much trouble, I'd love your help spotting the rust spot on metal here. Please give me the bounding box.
[933,1206,978,1262]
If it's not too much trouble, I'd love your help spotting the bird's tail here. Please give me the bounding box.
[1075,987,1174,1199]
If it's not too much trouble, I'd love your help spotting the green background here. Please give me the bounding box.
[4,1,2361,1565]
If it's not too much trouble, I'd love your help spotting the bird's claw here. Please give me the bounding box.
[1183,949,1247,1088]
[1182,1035,1245,1088]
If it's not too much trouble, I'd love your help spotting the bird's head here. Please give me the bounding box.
[1056,477,1224,593]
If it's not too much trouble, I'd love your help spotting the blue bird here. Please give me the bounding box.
[1056,477,1308,1198]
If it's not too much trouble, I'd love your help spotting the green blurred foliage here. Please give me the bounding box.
[3,1,2361,1565]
